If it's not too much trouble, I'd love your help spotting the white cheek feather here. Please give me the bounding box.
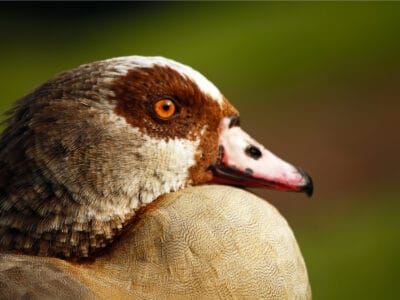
[133,136,200,205]
[85,135,200,220]
[108,115,200,207]
[103,56,224,107]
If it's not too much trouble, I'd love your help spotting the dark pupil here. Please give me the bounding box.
[162,102,171,111]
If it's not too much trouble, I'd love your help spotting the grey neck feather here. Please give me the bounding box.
[0,78,144,259]
[0,120,137,258]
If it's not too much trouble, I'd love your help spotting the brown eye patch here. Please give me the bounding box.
[110,65,237,140]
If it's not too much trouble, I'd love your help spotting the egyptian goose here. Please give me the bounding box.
[0,56,313,299]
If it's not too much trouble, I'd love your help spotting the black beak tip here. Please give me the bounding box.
[299,170,314,197]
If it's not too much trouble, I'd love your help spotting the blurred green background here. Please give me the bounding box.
[1,2,399,299]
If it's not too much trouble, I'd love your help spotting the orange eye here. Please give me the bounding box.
[153,99,176,120]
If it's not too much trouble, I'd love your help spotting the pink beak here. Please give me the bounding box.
[209,116,313,197]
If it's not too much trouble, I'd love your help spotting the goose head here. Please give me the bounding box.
[0,56,312,259]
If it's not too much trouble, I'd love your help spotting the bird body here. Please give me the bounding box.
[1,186,310,299]
[0,56,312,299]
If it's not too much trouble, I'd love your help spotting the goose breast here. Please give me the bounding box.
[60,185,311,299]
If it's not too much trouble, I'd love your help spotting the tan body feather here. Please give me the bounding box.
[0,185,310,299]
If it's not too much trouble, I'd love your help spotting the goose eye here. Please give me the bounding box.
[153,99,177,120]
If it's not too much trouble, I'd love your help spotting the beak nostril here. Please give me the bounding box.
[228,115,240,128]
[245,145,262,160]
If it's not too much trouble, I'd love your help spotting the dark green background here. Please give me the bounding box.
[1,2,399,299]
